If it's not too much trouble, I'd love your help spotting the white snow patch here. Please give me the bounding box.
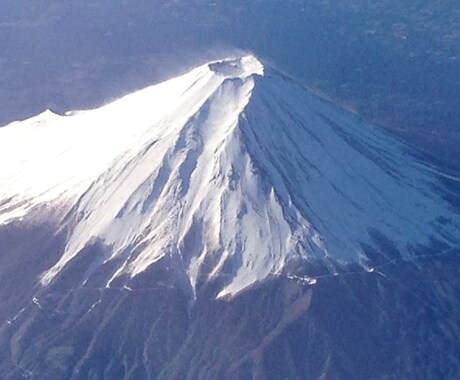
[32,297,42,310]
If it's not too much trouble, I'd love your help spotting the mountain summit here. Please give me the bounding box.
[0,55,458,299]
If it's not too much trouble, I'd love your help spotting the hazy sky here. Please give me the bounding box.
[1,1,459,167]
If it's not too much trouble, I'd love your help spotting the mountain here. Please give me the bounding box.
[0,56,459,379]
[2,1,460,168]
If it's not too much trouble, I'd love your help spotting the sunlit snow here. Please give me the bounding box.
[0,55,458,298]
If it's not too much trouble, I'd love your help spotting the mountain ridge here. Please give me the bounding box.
[0,55,458,300]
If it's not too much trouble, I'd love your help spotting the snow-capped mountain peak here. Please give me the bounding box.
[0,55,458,298]
[208,55,264,78]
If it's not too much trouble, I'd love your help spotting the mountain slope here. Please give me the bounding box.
[0,55,458,301]
[1,55,460,379]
